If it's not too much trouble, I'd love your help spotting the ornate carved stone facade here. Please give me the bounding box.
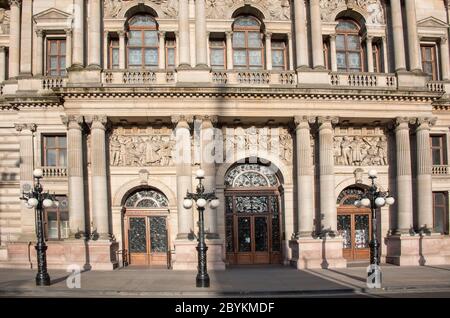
[104,0,178,18]
[0,8,10,34]
[333,127,387,166]
[320,0,385,24]
[206,0,290,20]
[109,126,175,167]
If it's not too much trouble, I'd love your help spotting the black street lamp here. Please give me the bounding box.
[19,168,58,286]
[183,168,220,288]
[354,169,395,288]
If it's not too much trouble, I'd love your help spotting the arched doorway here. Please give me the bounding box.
[224,162,282,265]
[123,188,170,266]
[337,186,371,261]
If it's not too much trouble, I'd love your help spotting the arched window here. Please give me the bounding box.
[336,19,363,72]
[127,14,159,69]
[124,189,168,208]
[232,16,264,70]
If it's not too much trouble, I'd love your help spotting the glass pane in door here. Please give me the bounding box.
[149,216,167,253]
[355,214,369,249]
[338,215,352,249]
[129,217,147,253]
[254,217,268,252]
[238,217,251,252]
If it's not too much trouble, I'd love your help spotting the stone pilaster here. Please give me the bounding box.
[294,116,315,237]
[265,32,272,71]
[405,0,422,72]
[159,31,166,69]
[35,29,44,76]
[440,36,450,81]
[118,31,126,69]
[366,36,374,73]
[287,33,294,70]
[0,46,6,82]
[15,123,37,241]
[178,0,191,68]
[8,0,21,78]
[310,0,324,69]
[65,29,73,69]
[394,117,414,234]
[382,36,389,73]
[72,0,84,68]
[330,35,337,72]
[390,0,407,71]
[172,115,194,239]
[318,116,339,235]
[20,0,32,76]
[88,0,101,68]
[415,117,436,233]
[86,115,110,239]
[195,0,208,68]
[61,115,86,238]
[294,0,308,69]
[226,31,233,70]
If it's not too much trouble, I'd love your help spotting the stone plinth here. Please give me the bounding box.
[289,237,347,269]
[386,234,450,266]
[172,239,225,270]
[297,70,330,87]
[177,69,210,83]
[67,68,102,86]
[396,71,427,89]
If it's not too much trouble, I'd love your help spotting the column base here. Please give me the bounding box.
[172,239,225,270]
[385,233,450,266]
[289,237,347,269]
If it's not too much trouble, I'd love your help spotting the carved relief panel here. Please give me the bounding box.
[104,0,178,18]
[206,0,290,20]
[319,0,385,24]
[109,126,175,167]
[333,126,387,166]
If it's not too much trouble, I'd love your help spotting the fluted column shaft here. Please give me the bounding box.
[88,0,101,67]
[395,118,413,233]
[391,0,407,71]
[310,0,324,69]
[295,116,314,236]
[294,0,308,68]
[366,36,374,73]
[318,117,338,234]
[63,116,86,237]
[195,0,207,67]
[20,0,32,75]
[178,0,191,68]
[72,0,84,67]
[405,0,421,72]
[172,116,194,239]
[8,0,21,78]
[416,118,435,232]
[35,30,44,76]
[226,32,233,70]
[119,31,126,69]
[89,116,109,238]
[265,32,272,70]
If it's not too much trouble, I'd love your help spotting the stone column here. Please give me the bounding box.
[20,0,32,75]
[394,117,413,234]
[206,32,211,67]
[226,31,233,70]
[382,36,389,73]
[295,116,315,237]
[318,116,339,235]
[330,35,337,72]
[390,0,407,71]
[35,29,44,76]
[103,31,108,69]
[287,33,294,70]
[405,0,422,72]
[0,46,5,82]
[294,0,308,69]
[65,29,73,70]
[415,117,436,232]
[366,36,374,73]
[118,31,126,69]
[310,0,324,69]
[195,0,208,68]
[198,115,218,238]
[87,115,110,239]
[62,115,86,238]
[178,0,191,68]
[265,32,272,71]
[440,36,450,81]
[88,0,101,68]
[72,0,84,68]
[159,31,166,69]
[172,115,194,239]
[8,0,21,78]
[15,123,37,240]
[175,31,180,67]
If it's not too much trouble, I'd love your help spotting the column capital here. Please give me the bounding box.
[65,28,72,36]
[317,116,339,126]
[61,115,84,129]
[8,0,21,7]
[14,123,37,133]
[441,36,448,45]
[294,115,316,127]
[85,115,108,130]
[225,31,233,38]
[366,35,374,42]
[194,115,218,125]
[265,32,272,38]
[171,115,194,126]
[118,30,126,37]
[329,34,336,40]
[0,46,6,52]
[35,28,44,38]
[158,30,166,37]
[415,117,437,131]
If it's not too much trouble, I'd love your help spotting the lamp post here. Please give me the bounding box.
[19,168,58,286]
[354,169,395,288]
[183,168,220,288]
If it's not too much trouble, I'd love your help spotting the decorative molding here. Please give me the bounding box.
[104,0,179,19]
[61,115,84,128]
[14,123,37,132]
[319,0,385,25]
[8,0,21,8]
[205,0,290,21]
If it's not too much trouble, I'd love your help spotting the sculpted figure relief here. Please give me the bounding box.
[103,0,178,18]
[334,134,387,166]
[205,0,291,20]
[0,8,10,34]
[319,0,384,24]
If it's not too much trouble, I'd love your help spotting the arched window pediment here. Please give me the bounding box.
[337,186,368,206]
[225,163,279,188]
[125,189,169,208]
[128,14,157,28]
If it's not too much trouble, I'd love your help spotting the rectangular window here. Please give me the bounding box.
[210,39,226,70]
[45,195,69,241]
[433,192,448,234]
[272,40,286,71]
[430,135,446,165]
[46,39,66,76]
[421,44,438,80]
[165,39,176,69]
[42,135,67,167]
[109,38,120,69]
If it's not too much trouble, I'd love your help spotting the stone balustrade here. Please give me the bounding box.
[41,76,68,90]
[102,70,176,85]
[427,81,445,93]
[41,166,68,178]
[432,165,450,175]
[211,70,297,86]
[329,72,397,89]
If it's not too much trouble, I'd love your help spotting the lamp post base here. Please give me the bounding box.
[196,275,210,288]
[36,272,51,286]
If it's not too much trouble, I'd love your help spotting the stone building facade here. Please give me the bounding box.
[0,0,450,270]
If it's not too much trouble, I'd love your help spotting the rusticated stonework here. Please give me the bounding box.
[109,126,175,166]
[320,0,385,24]
[206,0,290,20]
[333,127,387,166]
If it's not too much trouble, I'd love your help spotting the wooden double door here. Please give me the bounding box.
[225,190,282,265]
[124,210,169,266]
[337,207,371,261]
